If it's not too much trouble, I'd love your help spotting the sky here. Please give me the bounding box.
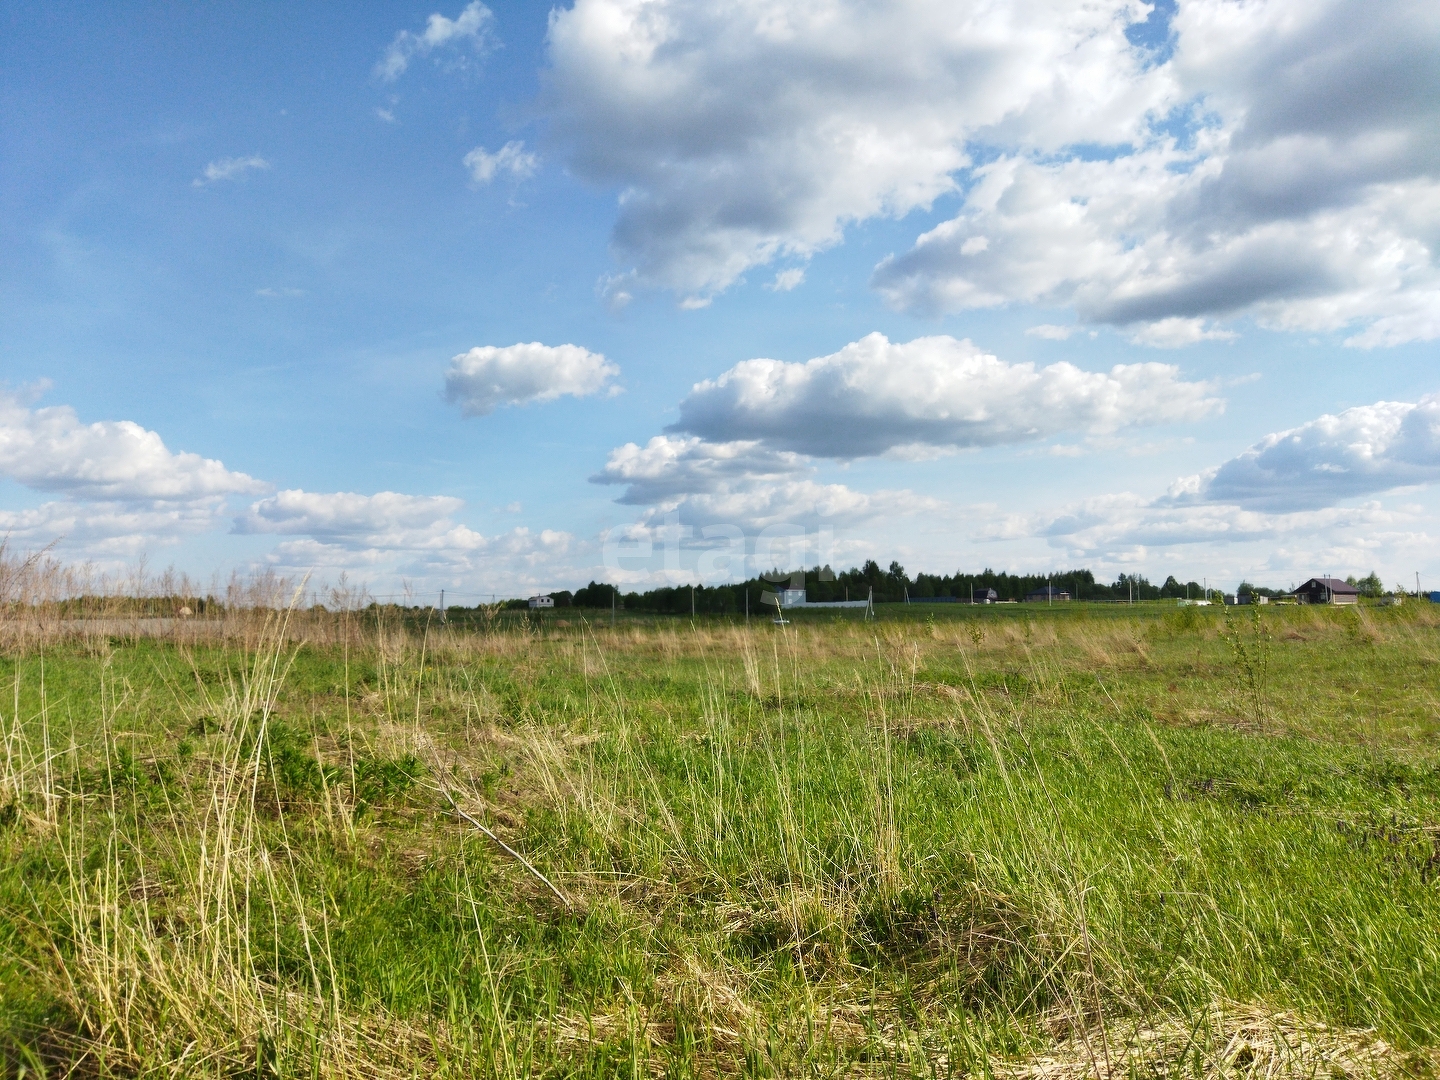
[2,0,1439,602]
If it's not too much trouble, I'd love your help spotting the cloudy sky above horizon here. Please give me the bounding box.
[2,0,1438,599]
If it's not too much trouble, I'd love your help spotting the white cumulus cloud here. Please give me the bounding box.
[0,387,265,559]
[649,479,931,532]
[235,490,464,541]
[543,0,1167,301]
[0,388,265,502]
[463,141,539,183]
[768,268,805,292]
[593,435,807,505]
[193,155,269,187]
[1168,394,1440,512]
[376,1,493,81]
[668,333,1222,459]
[994,491,1404,561]
[1124,319,1239,349]
[541,0,1440,343]
[0,500,234,558]
[591,434,932,531]
[592,331,1221,538]
[870,0,1440,344]
[1026,324,1079,341]
[985,393,1440,563]
[443,342,619,416]
[237,488,581,590]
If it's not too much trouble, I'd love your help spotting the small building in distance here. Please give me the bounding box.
[1025,585,1071,602]
[972,587,999,604]
[528,595,555,609]
[1293,578,1358,605]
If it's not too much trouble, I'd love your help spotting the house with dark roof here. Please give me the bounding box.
[1025,585,1070,602]
[971,587,999,604]
[1293,578,1358,605]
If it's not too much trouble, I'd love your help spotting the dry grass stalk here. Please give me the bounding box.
[998,1004,1411,1080]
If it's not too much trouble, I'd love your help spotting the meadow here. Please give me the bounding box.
[2,596,1439,1078]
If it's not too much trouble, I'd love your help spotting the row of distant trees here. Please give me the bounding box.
[523,562,1327,614]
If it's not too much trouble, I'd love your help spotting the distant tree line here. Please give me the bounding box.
[532,562,1250,613]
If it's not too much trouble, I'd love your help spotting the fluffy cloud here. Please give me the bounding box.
[543,0,1166,300]
[1026,325,1079,341]
[648,479,933,532]
[1124,319,1239,349]
[0,388,265,502]
[871,0,1440,343]
[871,143,1440,345]
[262,526,573,577]
[376,2,493,81]
[1168,395,1440,512]
[768,268,805,293]
[0,500,231,558]
[987,393,1440,562]
[593,331,1218,535]
[235,490,464,541]
[593,435,806,505]
[0,388,265,559]
[1011,492,1395,550]
[443,342,619,416]
[592,433,936,531]
[0,386,590,587]
[463,141,539,183]
[982,489,1412,574]
[238,488,580,588]
[193,155,269,187]
[542,0,1440,341]
[669,333,1221,458]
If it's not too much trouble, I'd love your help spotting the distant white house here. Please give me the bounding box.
[769,587,871,610]
[528,595,555,609]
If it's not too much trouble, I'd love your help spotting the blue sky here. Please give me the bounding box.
[2,0,1438,599]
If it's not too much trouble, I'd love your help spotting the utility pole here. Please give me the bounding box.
[745,588,749,626]
[439,589,446,623]
[611,587,615,628]
[691,584,695,618]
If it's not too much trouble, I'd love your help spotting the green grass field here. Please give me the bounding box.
[2,600,1439,1077]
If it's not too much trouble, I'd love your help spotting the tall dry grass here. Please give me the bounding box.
[4,550,1440,1076]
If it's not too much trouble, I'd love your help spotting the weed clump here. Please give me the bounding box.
[1221,605,1273,725]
